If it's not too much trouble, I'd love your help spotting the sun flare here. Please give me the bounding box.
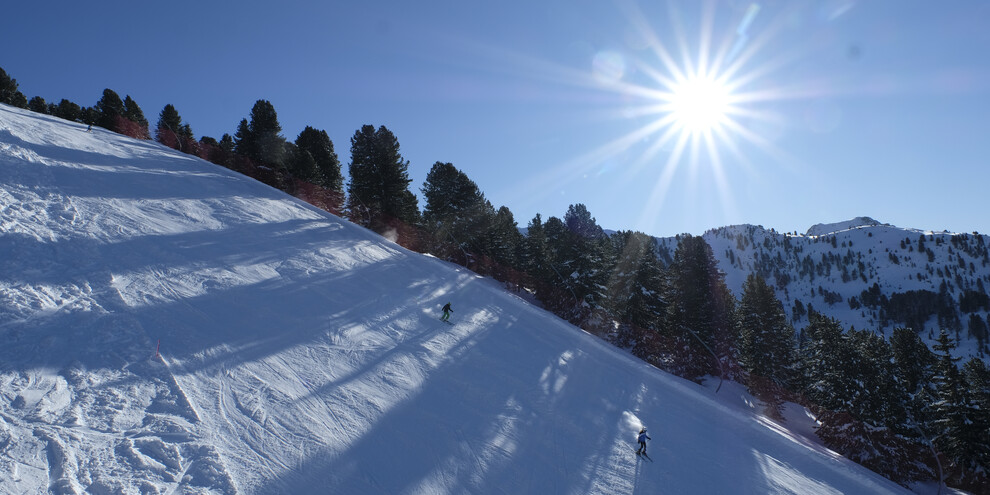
[669,76,731,134]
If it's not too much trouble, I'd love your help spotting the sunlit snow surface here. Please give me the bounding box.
[0,104,913,493]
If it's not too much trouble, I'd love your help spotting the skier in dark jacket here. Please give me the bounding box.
[441,302,453,322]
[636,427,651,455]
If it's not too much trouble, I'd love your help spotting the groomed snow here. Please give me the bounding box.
[0,104,914,493]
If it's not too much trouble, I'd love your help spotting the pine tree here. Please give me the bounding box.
[608,231,665,349]
[931,329,987,489]
[803,319,926,482]
[962,358,990,481]
[0,67,28,107]
[28,96,48,114]
[156,104,183,148]
[80,106,100,126]
[800,313,855,411]
[95,88,125,131]
[345,125,419,235]
[522,214,550,284]
[736,273,796,398]
[561,204,615,328]
[890,327,937,436]
[289,147,319,182]
[121,95,150,139]
[249,100,286,166]
[421,161,490,259]
[484,205,524,280]
[294,126,343,205]
[661,234,736,379]
[53,99,82,122]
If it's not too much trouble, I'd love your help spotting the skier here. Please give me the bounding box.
[440,302,453,322]
[636,427,651,456]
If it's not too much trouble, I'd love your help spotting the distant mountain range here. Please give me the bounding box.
[650,216,990,360]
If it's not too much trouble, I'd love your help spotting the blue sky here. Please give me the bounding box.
[4,0,990,237]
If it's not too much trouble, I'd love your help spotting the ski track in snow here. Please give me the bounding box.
[0,104,921,494]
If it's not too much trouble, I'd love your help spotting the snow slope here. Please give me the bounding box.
[0,104,913,494]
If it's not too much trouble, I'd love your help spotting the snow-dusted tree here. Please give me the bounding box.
[483,205,524,278]
[931,330,988,490]
[560,204,615,326]
[736,273,795,385]
[962,358,990,483]
[608,231,665,348]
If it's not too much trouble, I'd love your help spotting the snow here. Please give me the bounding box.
[806,216,884,237]
[0,104,919,493]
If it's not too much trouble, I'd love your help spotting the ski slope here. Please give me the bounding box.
[0,104,913,494]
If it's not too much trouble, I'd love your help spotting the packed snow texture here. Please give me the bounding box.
[0,104,913,493]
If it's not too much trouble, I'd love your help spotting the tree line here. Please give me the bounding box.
[3,66,988,492]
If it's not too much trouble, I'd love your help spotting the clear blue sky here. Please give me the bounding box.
[4,0,990,237]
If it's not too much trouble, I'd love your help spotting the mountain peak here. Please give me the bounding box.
[805,216,883,236]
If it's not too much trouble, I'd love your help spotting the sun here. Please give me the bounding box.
[669,76,731,134]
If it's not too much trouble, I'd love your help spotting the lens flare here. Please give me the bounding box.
[670,76,731,133]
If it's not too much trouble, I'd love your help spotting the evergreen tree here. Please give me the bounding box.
[95,88,125,131]
[28,96,48,114]
[294,126,343,192]
[233,118,251,157]
[0,67,28,107]
[559,204,615,328]
[421,162,491,261]
[736,273,796,388]
[800,313,856,412]
[53,99,82,122]
[931,329,987,489]
[962,358,990,481]
[890,327,937,436]
[539,216,578,311]
[484,205,524,279]
[156,104,183,148]
[219,133,235,153]
[121,95,150,139]
[803,318,925,482]
[80,106,100,126]
[661,234,736,379]
[968,313,988,351]
[608,231,664,329]
[156,104,197,152]
[345,125,419,235]
[522,214,550,285]
[246,99,286,166]
[608,231,665,348]
[289,147,319,182]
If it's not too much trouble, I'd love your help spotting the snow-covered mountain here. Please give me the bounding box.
[805,216,885,237]
[651,219,990,362]
[0,105,925,493]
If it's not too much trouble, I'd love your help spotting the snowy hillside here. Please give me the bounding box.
[0,104,915,494]
[649,220,990,362]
